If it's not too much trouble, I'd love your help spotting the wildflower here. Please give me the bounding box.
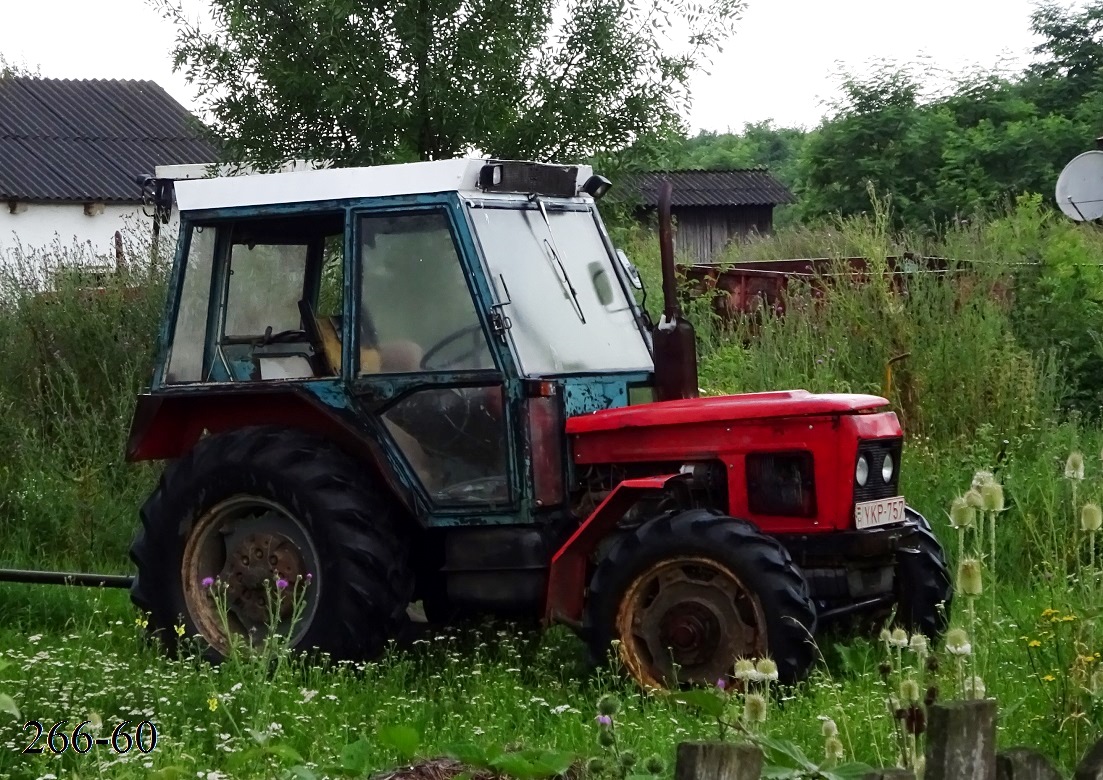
[743,693,767,723]
[824,736,845,762]
[949,496,975,530]
[597,694,620,717]
[733,658,756,680]
[305,573,313,582]
[715,678,727,691]
[619,752,638,769]
[971,470,995,489]
[1081,503,1103,532]
[945,628,972,657]
[889,628,909,648]
[964,676,986,699]
[276,578,289,590]
[820,717,838,737]
[980,482,1004,513]
[201,576,215,588]
[596,714,612,727]
[1066,451,1085,481]
[300,689,318,702]
[1043,674,1056,682]
[134,616,148,629]
[958,558,983,596]
[909,633,929,656]
[755,658,779,682]
[964,489,984,509]
[1028,639,1042,648]
[900,679,921,703]
[174,624,186,638]
[207,697,218,712]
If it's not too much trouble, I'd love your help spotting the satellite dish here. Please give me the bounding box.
[1056,150,1103,221]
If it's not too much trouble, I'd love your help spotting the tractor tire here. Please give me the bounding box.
[128,425,414,664]
[894,507,953,640]
[584,508,818,689]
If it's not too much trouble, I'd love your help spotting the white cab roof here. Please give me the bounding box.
[155,158,595,212]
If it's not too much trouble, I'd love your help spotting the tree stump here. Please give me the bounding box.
[924,699,998,780]
[997,748,1062,780]
[675,742,764,780]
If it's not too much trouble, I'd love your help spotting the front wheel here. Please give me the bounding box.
[584,509,818,689]
[894,507,953,640]
[129,425,414,663]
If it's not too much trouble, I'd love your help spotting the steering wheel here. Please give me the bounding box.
[420,324,488,370]
[257,326,309,346]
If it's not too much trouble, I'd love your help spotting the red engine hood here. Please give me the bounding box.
[565,389,890,434]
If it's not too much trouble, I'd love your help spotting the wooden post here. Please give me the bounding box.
[675,741,764,780]
[1075,736,1103,780]
[997,748,1062,780]
[924,699,998,780]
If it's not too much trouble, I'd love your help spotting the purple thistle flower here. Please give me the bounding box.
[716,677,727,691]
[596,715,612,726]
[201,576,215,589]
[305,573,313,583]
[276,578,289,590]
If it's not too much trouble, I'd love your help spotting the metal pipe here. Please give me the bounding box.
[0,568,134,588]
[814,594,895,622]
[658,180,678,319]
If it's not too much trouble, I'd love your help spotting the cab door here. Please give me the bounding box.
[346,201,527,525]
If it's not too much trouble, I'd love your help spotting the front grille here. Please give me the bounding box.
[854,438,902,503]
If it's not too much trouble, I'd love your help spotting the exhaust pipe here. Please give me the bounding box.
[652,180,699,402]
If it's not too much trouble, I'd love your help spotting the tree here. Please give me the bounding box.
[157,0,743,168]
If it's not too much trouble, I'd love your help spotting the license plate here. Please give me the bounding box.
[854,496,906,529]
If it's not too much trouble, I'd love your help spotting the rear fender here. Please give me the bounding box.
[126,387,417,515]
[544,473,682,628]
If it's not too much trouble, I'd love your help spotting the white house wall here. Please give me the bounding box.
[0,203,178,267]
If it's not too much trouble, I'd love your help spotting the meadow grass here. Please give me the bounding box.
[0,201,1101,778]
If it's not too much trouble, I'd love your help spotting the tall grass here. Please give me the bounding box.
[0,226,169,570]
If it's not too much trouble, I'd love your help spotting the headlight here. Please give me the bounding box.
[882,453,894,483]
[856,455,869,486]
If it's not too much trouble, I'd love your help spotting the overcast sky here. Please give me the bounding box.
[0,0,1088,135]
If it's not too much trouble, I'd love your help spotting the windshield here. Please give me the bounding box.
[471,204,653,375]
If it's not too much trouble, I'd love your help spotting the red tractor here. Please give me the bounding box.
[107,159,950,688]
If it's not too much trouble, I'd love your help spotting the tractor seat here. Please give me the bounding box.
[314,315,382,375]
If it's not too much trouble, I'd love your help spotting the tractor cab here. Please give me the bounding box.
[131,159,656,519]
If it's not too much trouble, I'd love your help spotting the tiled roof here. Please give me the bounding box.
[617,168,796,207]
[0,77,220,203]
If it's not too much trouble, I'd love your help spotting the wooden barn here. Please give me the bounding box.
[617,168,795,264]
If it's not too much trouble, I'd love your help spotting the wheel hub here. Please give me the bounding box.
[181,496,321,654]
[615,557,766,688]
[221,530,305,624]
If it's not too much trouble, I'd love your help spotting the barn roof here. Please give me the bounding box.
[618,168,796,208]
[0,77,220,203]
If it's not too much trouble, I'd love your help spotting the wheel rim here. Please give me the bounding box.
[614,556,768,689]
[181,495,321,654]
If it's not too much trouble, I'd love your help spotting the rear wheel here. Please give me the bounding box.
[129,425,414,663]
[584,508,818,689]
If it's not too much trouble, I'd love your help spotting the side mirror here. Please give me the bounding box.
[616,248,643,290]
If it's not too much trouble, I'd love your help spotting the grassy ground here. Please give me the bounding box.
[1,200,1102,778]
